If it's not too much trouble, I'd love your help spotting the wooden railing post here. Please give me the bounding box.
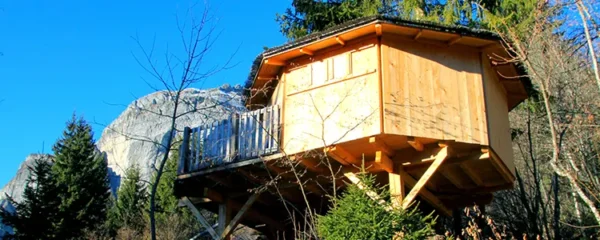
[273,105,281,152]
[178,127,192,175]
[231,114,239,162]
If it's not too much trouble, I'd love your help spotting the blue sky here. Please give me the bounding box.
[0,0,290,187]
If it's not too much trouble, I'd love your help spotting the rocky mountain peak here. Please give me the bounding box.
[0,154,52,203]
[1,86,245,203]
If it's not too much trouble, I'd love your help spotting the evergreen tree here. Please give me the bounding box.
[101,195,119,239]
[0,157,60,240]
[276,0,538,40]
[110,164,147,236]
[317,172,436,240]
[51,115,111,239]
[276,0,394,40]
[150,140,200,239]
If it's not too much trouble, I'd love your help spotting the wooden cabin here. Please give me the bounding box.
[175,16,531,239]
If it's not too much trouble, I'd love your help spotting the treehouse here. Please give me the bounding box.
[174,16,532,239]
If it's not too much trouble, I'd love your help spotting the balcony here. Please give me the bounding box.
[177,105,281,175]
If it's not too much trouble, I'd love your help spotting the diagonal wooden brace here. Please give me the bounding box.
[181,197,219,240]
[220,193,260,239]
[344,172,391,211]
[401,146,449,210]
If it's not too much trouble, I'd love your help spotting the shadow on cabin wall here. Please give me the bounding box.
[382,39,488,145]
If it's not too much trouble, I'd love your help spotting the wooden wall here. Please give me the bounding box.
[282,37,381,155]
[269,80,284,107]
[381,35,489,145]
[481,54,515,175]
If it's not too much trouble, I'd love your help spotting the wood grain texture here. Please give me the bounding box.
[283,39,381,155]
[480,53,515,176]
[381,34,488,145]
[402,146,448,209]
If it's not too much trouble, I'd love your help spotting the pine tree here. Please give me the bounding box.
[0,156,60,240]
[150,140,200,239]
[110,164,147,236]
[276,0,393,40]
[317,172,436,240]
[51,115,111,239]
[276,0,538,41]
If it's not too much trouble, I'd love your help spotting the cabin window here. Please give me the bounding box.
[311,60,327,86]
[351,45,376,74]
[331,54,349,80]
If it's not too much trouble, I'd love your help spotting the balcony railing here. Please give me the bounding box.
[178,105,281,174]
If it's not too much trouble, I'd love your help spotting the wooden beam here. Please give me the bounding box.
[402,147,449,209]
[398,171,452,216]
[265,161,294,178]
[344,172,390,210]
[335,36,345,46]
[290,155,327,174]
[489,150,515,182]
[447,36,462,46]
[389,171,405,209]
[437,140,454,148]
[178,127,191,175]
[237,168,265,184]
[300,48,313,56]
[196,188,286,231]
[414,30,423,40]
[324,146,359,165]
[403,151,489,171]
[407,136,424,151]
[369,137,395,157]
[178,155,281,180]
[181,197,220,240]
[265,59,285,66]
[440,168,467,189]
[221,193,260,239]
[206,174,235,188]
[218,201,231,237]
[257,76,277,81]
[203,188,225,202]
[397,147,447,167]
[373,151,393,173]
[460,162,484,186]
[375,24,382,36]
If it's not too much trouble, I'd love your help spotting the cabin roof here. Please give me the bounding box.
[244,15,533,109]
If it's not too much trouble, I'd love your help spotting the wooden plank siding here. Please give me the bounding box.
[480,54,515,175]
[381,34,489,146]
[282,37,382,155]
[269,79,284,107]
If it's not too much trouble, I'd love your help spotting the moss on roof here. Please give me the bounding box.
[244,15,533,104]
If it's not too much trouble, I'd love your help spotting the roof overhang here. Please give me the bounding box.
[245,16,533,110]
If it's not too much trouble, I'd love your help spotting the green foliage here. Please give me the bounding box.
[276,0,543,40]
[51,114,111,239]
[317,173,436,240]
[150,140,200,239]
[109,164,147,236]
[276,0,394,40]
[0,157,60,240]
[481,0,546,38]
[101,195,119,238]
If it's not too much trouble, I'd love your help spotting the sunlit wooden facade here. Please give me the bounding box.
[175,16,531,239]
